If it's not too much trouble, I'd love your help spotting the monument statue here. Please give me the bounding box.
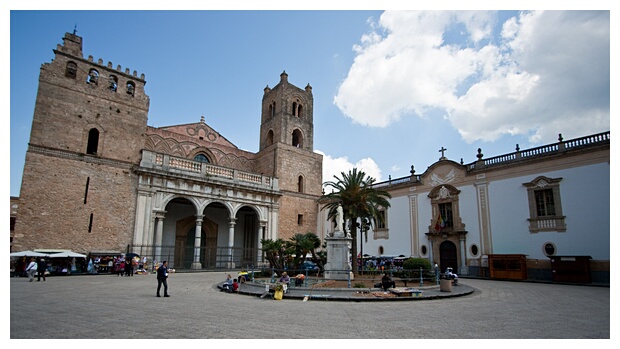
[336,202,344,232]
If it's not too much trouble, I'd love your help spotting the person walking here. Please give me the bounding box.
[25,258,37,282]
[156,261,170,297]
[37,258,47,281]
[125,258,134,276]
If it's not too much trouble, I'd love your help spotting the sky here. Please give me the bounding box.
[5,2,615,198]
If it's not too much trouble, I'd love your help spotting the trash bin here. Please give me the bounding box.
[440,279,452,292]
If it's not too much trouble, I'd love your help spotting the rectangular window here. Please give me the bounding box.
[377,210,387,229]
[439,203,453,228]
[535,189,555,216]
[297,214,303,225]
[524,177,566,233]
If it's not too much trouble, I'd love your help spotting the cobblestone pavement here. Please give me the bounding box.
[9,272,610,339]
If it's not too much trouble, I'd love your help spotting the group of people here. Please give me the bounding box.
[25,257,48,282]
[221,274,239,293]
[113,256,136,276]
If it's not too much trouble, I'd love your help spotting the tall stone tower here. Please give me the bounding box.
[13,32,150,253]
[256,71,323,241]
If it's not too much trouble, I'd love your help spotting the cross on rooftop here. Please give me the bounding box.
[439,146,447,159]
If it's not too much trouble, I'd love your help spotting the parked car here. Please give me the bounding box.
[301,261,320,274]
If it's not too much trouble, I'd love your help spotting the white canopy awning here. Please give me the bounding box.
[48,251,87,258]
[10,250,49,258]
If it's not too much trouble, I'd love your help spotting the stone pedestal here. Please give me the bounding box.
[190,261,202,270]
[324,230,353,280]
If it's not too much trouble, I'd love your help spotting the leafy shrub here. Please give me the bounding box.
[403,258,431,272]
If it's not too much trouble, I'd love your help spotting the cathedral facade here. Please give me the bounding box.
[13,32,323,269]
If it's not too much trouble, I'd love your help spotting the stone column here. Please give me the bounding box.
[428,238,434,266]
[154,211,166,263]
[227,218,236,268]
[133,191,148,248]
[459,235,468,275]
[475,180,492,255]
[257,223,265,264]
[191,215,204,270]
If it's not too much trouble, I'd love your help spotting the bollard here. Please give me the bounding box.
[420,267,423,287]
[435,264,440,285]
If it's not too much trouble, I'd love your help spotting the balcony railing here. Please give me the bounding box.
[141,150,277,190]
[373,131,609,188]
[467,131,609,171]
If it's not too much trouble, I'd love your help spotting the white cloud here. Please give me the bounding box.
[334,10,610,145]
[315,150,383,189]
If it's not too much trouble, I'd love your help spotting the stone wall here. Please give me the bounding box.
[14,151,137,253]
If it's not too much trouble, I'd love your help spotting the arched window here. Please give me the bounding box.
[298,175,304,193]
[193,154,210,163]
[87,69,99,85]
[292,129,303,148]
[108,75,118,92]
[65,61,77,78]
[126,81,135,96]
[292,101,303,117]
[86,128,99,155]
[271,102,276,117]
[266,130,274,146]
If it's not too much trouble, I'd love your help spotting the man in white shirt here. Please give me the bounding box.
[25,258,37,282]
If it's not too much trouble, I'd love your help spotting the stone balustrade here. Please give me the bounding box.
[141,150,278,190]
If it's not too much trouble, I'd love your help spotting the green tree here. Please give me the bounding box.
[287,232,321,270]
[320,168,392,276]
[260,238,287,275]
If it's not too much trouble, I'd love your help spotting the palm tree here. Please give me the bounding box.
[288,232,321,270]
[260,238,288,275]
[320,168,392,276]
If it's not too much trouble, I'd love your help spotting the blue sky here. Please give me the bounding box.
[6,4,614,198]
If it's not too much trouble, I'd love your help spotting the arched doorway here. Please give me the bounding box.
[439,240,458,273]
[237,206,258,265]
[174,212,219,269]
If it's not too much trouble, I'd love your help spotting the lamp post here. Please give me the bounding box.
[359,218,369,276]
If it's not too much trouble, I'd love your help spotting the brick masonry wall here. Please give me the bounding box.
[273,145,322,241]
[277,194,320,241]
[14,152,138,253]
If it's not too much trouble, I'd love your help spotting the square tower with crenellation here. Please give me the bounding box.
[13,32,150,252]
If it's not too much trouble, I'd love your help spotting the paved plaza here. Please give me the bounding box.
[9,271,610,340]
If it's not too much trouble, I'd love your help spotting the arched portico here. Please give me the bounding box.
[131,166,279,270]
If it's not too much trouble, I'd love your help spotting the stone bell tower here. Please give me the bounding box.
[13,32,150,253]
[256,71,323,241]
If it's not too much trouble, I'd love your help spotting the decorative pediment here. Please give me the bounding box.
[523,176,563,189]
[421,161,465,187]
[428,184,460,201]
